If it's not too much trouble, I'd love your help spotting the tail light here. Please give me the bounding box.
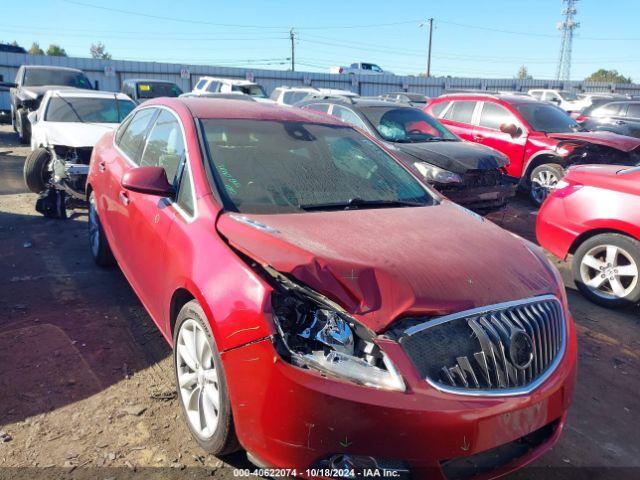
[553,178,583,198]
[575,115,588,123]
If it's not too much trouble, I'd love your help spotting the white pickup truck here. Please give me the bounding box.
[330,62,393,75]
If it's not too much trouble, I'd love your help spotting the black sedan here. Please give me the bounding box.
[296,97,515,211]
[577,98,640,139]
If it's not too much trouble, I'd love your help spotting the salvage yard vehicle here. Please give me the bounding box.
[379,92,429,107]
[121,78,183,104]
[25,89,135,218]
[537,164,640,308]
[330,62,393,75]
[270,86,358,106]
[191,76,272,102]
[299,97,515,211]
[87,98,576,479]
[527,89,585,114]
[9,65,93,144]
[426,93,640,205]
[576,99,640,139]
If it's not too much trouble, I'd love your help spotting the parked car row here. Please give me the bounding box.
[8,61,640,478]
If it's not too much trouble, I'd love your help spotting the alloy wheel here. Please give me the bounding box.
[580,244,639,300]
[176,319,220,439]
[530,169,559,204]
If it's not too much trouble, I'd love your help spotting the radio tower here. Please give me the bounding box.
[556,0,580,81]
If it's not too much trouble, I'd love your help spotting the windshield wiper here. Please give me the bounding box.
[300,197,426,211]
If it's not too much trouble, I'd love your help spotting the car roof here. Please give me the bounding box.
[47,89,132,100]
[197,76,257,86]
[124,78,177,84]
[23,65,83,73]
[299,97,407,109]
[156,97,347,124]
[436,92,542,105]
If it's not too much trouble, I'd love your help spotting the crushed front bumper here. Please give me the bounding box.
[435,176,518,212]
[221,315,577,480]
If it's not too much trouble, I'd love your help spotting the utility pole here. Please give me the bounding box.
[289,28,296,71]
[419,18,434,77]
[556,0,579,81]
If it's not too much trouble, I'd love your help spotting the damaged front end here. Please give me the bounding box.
[265,266,405,392]
[35,146,91,218]
[560,141,640,168]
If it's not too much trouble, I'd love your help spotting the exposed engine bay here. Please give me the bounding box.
[34,145,91,219]
[562,142,640,167]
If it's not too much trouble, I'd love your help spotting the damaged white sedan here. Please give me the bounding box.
[24,89,135,218]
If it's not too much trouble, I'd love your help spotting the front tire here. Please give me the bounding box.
[23,148,51,193]
[173,300,239,456]
[16,108,31,145]
[88,191,115,267]
[572,233,640,308]
[529,163,564,206]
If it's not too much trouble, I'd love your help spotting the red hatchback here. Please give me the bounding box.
[426,94,640,205]
[87,98,576,479]
[537,164,640,308]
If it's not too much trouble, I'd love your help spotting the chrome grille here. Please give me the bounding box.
[399,295,565,394]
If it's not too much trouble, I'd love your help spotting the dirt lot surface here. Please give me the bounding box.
[0,123,639,479]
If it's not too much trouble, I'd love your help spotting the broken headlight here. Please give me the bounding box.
[270,276,405,392]
[413,162,462,184]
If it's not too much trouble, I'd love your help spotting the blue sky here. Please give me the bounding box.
[3,0,640,80]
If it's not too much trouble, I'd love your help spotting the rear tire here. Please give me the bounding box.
[16,108,30,145]
[572,233,640,308]
[88,191,115,267]
[529,163,564,206]
[23,148,51,193]
[173,300,240,456]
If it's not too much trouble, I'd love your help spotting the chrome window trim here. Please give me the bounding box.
[111,104,198,222]
[402,294,566,397]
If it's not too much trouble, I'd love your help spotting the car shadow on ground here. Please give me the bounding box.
[0,208,171,426]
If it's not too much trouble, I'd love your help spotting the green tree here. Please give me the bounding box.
[585,69,632,84]
[516,65,532,80]
[90,42,112,60]
[28,42,45,55]
[46,44,67,57]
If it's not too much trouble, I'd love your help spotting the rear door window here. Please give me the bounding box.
[478,102,515,130]
[625,103,640,119]
[443,101,476,124]
[593,102,625,117]
[430,101,449,117]
[117,108,157,162]
[139,110,185,184]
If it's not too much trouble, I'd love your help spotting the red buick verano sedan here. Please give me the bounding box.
[87,98,577,479]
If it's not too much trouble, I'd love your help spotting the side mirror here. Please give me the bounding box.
[121,166,174,196]
[499,123,522,138]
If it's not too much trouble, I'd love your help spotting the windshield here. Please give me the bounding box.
[514,103,581,133]
[231,84,267,98]
[558,91,578,101]
[23,69,92,89]
[45,97,135,123]
[360,107,458,143]
[136,82,183,99]
[201,119,432,214]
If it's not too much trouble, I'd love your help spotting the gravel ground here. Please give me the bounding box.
[0,123,639,479]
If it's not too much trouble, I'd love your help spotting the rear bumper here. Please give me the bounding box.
[221,316,577,479]
[436,178,517,212]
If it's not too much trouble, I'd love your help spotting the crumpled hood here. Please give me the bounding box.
[218,202,558,332]
[386,140,508,174]
[548,131,640,152]
[38,122,117,148]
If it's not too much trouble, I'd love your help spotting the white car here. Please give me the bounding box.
[25,89,135,218]
[329,62,393,75]
[190,77,273,102]
[527,89,585,113]
[270,86,358,106]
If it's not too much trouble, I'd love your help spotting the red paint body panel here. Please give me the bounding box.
[88,98,577,477]
[537,165,640,260]
[426,95,640,179]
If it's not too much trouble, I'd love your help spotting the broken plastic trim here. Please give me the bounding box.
[262,265,406,392]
